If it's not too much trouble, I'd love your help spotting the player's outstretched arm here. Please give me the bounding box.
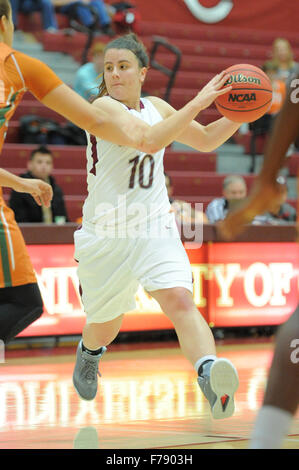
[41,73,233,154]
[148,77,241,152]
[218,76,299,240]
[0,168,53,207]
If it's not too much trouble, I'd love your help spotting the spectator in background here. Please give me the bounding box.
[53,0,115,36]
[271,38,299,84]
[74,41,105,101]
[9,146,68,224]
[263,60,286,117]
[106,1,141,35]
[10,0,58,32]
[165,173,208,224]
[205,175,247,223]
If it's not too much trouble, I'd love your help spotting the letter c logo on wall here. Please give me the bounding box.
[183,0,234,24]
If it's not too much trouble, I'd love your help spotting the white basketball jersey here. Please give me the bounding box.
[82,97,171,233]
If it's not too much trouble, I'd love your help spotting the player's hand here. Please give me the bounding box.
[217,179,284,240]
[195,71,232,111]
[15,178,53,208]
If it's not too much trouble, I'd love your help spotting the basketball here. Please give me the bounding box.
[215,64,273,123]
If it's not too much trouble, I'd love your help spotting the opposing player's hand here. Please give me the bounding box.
[15,178,53,208]
[196,71,232,111]
[217,179,284,240]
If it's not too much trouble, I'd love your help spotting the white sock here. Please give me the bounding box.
[250,405,293,449]
[194,355,217,375]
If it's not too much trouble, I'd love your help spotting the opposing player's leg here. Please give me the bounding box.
[250,306,299,448]
[0,207,44,344]
[0,282,43,344]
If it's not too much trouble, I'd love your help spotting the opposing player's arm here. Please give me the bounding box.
[148,96,241,152]
[0,168,52,207]
[258,76,299,183]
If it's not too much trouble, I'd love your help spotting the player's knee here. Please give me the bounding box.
[163,288,195,317]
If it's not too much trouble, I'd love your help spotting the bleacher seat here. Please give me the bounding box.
[1,144,86,169]
[13,100,66,123]
[142,37,274,61]
[167,171,256,196]
[164,151,216,172]
[138,22,299,48]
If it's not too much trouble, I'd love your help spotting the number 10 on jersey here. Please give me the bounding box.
[129,155,155,189]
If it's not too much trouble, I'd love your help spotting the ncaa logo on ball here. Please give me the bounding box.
[228,93,257,103]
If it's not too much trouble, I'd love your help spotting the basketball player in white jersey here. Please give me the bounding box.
[73,33,241,419]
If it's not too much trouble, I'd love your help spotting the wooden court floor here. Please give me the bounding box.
[0,338,298,450]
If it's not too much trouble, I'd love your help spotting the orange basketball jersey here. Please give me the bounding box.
[0,43,62,287]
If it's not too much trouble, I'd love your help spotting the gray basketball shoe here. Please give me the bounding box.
[197,358,239,419]
[73,340,107,401]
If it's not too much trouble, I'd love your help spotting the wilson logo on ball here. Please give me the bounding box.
[224,74,261,86]
[228,93,257,103]
[215,64,273,123]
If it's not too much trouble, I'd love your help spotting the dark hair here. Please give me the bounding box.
[0,0,11,18]
[96,33,149,100]
[30,146,53,161]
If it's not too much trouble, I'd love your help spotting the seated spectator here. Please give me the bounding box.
[165,173,208,224]
[9,146,68,224]
[53,0,115,36]
[271,37,299,84]
[73,41,105,101]
[261,176,296,224]
[205,175,247,223]
[11,0,58,33]
[106,1,141,35]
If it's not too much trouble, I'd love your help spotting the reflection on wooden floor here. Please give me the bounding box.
[0,340,298,449]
